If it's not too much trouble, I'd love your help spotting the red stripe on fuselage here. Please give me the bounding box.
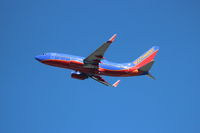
[41,59,142,77]
[41,59,95,73]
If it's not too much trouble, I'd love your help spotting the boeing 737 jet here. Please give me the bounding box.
[35,34,159,87]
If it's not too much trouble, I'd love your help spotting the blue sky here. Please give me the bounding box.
[1,0,200,133]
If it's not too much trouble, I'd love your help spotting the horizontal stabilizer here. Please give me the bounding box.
[146,73,155,80]
[139,61,156,80]
[139,61,154,72]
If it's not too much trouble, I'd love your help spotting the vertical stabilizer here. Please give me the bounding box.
[133,46,159,68]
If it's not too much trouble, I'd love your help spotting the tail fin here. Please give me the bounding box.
[133,46,159,68]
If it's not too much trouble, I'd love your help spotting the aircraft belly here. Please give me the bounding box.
[42,59,71,68]
[99,67,144,77]
[99,68,129,76]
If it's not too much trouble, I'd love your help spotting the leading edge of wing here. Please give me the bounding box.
[83,34,117,69]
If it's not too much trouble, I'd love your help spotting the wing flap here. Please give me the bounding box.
[90,75,120,87]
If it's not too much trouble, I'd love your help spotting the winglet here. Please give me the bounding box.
[112,80,120,87]
[108,34,117,43]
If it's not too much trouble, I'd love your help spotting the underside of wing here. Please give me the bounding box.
[83,34,117,69]
[90,75,120,87]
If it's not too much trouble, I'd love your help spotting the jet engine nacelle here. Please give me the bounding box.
[71,71,88,80]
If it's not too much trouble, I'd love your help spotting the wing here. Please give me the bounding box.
[83,34,117,69]
[90,75,120,87]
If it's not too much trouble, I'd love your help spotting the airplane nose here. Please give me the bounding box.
[35,55,43,61]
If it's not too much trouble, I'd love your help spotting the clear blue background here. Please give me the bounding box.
[1,0,200,133]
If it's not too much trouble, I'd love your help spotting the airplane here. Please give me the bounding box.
[35,34,159,87]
